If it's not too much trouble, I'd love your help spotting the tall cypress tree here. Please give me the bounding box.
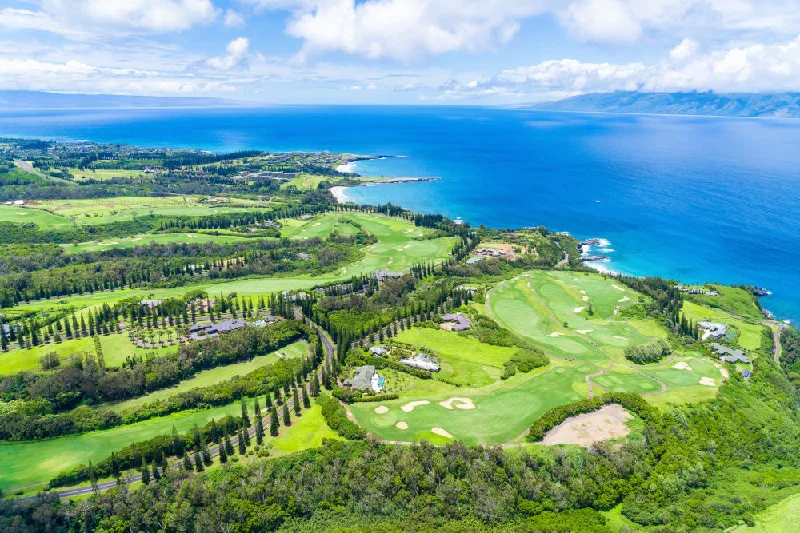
[282,403,290,426]
[141,458,150,485]
[292,388,301,416]
[237,430,246,455]
[270,407,279,436]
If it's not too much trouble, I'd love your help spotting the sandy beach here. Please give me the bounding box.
[329,186,350,203]
[336,162,355,173]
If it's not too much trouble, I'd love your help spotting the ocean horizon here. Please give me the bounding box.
[1,105,798,322]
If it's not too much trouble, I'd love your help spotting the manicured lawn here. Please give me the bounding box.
[350,361,591,445]
[0,206,73,230]
[591,368,662,394]
[689,285,764,320]
[0,333,178,375]
[270,403,339,455]
[393,328,518,387]
[0,401,245,491]
[110,341,308,411]
[68,168,145,181]
[61,232,256,253]
[682,301,765,351]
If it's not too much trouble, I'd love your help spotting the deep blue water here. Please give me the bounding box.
[1,106,798,322]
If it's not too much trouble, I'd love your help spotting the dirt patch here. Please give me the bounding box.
[396,421,408,430]
[431,427,453,438]
[474,242,519,260]
[673,362,693,371]
[374,406,389,414]
[540,404,633,447]
[439,397,476,410]
[401,400,430,413]
[699,376,716,387]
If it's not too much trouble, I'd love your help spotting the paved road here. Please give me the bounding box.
[25,321,336,501]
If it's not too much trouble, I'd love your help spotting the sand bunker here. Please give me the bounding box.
[186,233,197,237]
[439,397,476,410]
[132,237,143,241]
[541,404,633,447]
[618,296,630,303]
[313,223,321,226]
[715,363,730,379]
[611,284,626,292]
[580,290,586,294]
[613,336,629,341]
[100,241,119,245]
[673,362,693,371]
[396,421,408,430]
[699,377,716,387]
[548,332,565,337]
[573,307,585,313]
[374,406,389,414]
[431,427,453,438]
[577,329,594,334]
[401,400,430,412]
[582,296,590,301]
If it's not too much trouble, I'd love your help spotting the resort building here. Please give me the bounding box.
[466,257,484,265]
[187,319,247,340]
[400,353,440,372]
[699,321,728,340]
[140,299,163,309]
[369,346,388,356]
[440,313,472,332]
[710,343,750,364]
[344,365,384,392]
[374,269,403,283]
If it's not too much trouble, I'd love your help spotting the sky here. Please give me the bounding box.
[1,0,800,104]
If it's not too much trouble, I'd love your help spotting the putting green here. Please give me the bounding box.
[350,362,591,445]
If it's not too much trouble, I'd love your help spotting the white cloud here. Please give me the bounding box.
[442,35,800,99]
[206,38,251,70]
[562,0,642,44]
[225,9,245,27]
[670,38,700,62]
[0,1,218,38]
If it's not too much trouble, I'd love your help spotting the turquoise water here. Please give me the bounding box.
[0,106,798,322]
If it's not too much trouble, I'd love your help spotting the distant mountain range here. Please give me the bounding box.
[0,90,253,109]
[528,92,800,118]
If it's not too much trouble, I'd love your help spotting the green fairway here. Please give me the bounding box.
[350,362,590,445]
[591,367,662,394]
[682,301,764,351]
[61,232,257,253]
[488,272,651,365]
[110,341,308,411]
[0,206,73,230]
[393,328,518,387]
[34,196,256,225]
[0,400,245,491]
[0,333,178,375]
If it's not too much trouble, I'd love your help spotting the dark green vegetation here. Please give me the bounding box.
[1,138,797,533]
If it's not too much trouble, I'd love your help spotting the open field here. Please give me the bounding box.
[350,361,589,445]
[61,232,257,253]
[0,333,178,375]
[109,341,308,411]
[682,300,765,351]
[270,403,339,455]
[689,285,764,320]
[0,205,75,230]
[31,197,257,225]
[0,400,246,491]
[733,492,800,532]
[393,328,518,387]
[283,174,330,190]
[68,168,145,181]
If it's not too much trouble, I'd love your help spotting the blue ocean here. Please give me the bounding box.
[1,106,798,322]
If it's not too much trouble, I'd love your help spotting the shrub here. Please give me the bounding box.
[624,340,670,364]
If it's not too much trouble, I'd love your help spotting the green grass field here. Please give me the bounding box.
[350,361,589,445]
[61,232,257,253]
[733,492,800,532]
[689,285,764,320]
[393,328,518,387]
[0,333,178,375]
[0,206,74,230]
[110,341,308,411]
[271,403,339,455]
[682,301,764,351]
[68,168,145,181]
[0,400,246,491]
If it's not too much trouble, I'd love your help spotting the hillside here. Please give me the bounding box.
[529,91,800,118]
